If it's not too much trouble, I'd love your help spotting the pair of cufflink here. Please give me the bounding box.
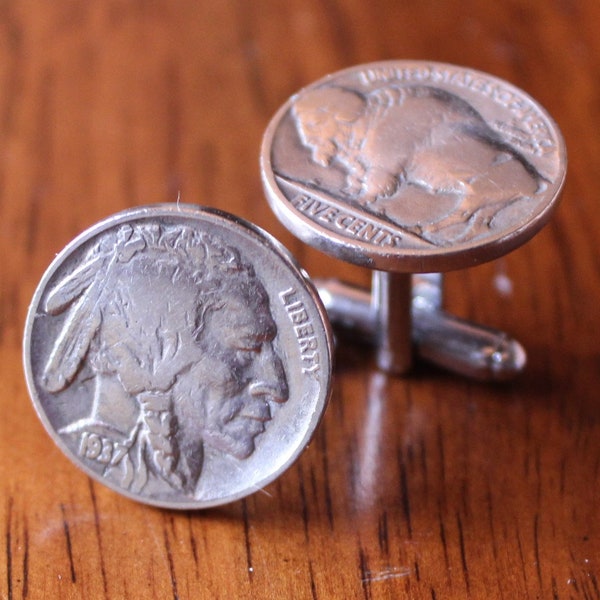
[23,61,566,509]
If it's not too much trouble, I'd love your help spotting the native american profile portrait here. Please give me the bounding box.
[290,83,548,243]
[41,222,289,498]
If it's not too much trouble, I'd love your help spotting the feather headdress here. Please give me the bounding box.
[41,222,254,394]
[42,225,143,392]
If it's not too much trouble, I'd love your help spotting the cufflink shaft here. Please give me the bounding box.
[372,271,413,374]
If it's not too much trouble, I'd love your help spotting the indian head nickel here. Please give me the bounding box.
[23,204,333,509]
[261,61,566,272]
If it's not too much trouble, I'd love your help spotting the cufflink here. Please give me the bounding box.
[261,60,566,380]
[23,204,333,508]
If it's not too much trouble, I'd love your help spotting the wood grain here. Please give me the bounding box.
[1,1,599,598]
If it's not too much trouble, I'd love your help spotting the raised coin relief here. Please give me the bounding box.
[280,287,321,375]
[286,82,548,245]
[40,222,289,497]
[290,194,404,247]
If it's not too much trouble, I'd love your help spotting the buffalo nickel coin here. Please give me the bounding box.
[261,61,566,272]
[23,204,333,509]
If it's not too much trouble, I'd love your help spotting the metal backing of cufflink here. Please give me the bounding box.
[261,61,566,380]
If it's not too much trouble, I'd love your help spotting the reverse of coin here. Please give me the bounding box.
[23,204,332,509]
[261,61,566,272]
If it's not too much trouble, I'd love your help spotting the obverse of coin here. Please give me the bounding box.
[23,204,333,509]
[261,61,566,272]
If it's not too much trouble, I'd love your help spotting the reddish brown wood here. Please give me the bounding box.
[1,1,599,598]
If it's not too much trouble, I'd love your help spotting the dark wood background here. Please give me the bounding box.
[1,2,599,598]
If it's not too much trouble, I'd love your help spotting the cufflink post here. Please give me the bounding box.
[372,271,413,374]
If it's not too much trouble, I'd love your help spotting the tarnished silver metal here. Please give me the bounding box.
[261,61,566,378]
[23,204,333,509]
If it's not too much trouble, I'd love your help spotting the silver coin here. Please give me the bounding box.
[23,204,333,509]
[261,61,567,272]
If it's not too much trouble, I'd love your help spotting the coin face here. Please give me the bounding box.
[261,61,566,272]
[23,204,332,509]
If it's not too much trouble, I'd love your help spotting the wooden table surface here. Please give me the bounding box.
[1,2,599,598]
